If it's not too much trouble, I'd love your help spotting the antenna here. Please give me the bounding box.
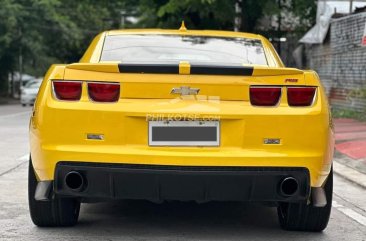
[179,21,187,31]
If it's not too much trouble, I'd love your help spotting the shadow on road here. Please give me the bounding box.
[80,200,278,229]
[34,200,326,240]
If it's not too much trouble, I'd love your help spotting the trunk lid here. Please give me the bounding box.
[64,63,306,101]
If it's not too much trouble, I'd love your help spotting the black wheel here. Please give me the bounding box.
[28,158,80,227]
[277,167,333,232]
[22,104,26,107]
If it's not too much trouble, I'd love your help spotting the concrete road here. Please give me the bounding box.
[0,104,365,241]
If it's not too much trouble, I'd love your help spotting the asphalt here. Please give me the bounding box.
[0,104,365,240]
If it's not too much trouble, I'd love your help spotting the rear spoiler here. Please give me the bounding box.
[66,63,303,76]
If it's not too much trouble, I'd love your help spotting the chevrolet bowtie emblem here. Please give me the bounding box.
[171,86,200,95]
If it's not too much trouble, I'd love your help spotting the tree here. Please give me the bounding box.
[0,0,137,95]
[0,0,22,95]
[137,0,236,30]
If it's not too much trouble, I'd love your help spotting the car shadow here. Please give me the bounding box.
[48,200,325,240]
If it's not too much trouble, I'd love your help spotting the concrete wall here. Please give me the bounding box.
[308,12,366,112]
[307,41,333,96]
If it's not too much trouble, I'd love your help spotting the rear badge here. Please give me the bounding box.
[171,86,200,96]
[264,138,281,145]
[285,78,298,83]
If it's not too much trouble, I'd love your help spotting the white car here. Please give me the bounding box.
[20,80,42,106]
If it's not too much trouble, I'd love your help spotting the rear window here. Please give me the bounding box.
[100,35,268,66]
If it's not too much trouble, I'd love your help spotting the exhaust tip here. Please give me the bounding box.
[280,177,299,197]
[64,171,85,192]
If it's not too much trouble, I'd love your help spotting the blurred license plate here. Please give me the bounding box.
[149,120,220,146]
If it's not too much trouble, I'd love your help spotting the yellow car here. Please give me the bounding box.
[28,26,334,231]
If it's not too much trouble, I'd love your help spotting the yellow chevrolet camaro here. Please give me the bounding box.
[28,26,334,231]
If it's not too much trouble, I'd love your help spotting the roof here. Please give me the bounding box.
[106,29,263,40]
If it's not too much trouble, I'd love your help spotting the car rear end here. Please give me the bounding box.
[29,30,334,230]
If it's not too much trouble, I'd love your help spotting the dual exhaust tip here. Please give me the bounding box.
[279,177,299,197]
[64,171,299,197]
[64,171,86,192]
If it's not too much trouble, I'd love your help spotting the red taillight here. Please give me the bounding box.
[287,87,316,106]
[88,82,120,102]
[53,81,82,101]
[250,87,281,106]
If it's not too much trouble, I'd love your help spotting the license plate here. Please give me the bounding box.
[148,120,220,146]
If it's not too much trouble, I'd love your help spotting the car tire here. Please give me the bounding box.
[28,158,80,227]
[22,104,26,107]
[277,167,333,232]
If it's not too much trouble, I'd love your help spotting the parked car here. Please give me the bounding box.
[28,27,334,231]
[20,79,42,106]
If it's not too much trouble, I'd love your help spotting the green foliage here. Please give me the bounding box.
[332,108,366,121]
[239,0,273,32]
[0,0,135,95]
[137,0,235,30]
[0,0,22,93]
[135,0,316,33]
[348,88,366,99]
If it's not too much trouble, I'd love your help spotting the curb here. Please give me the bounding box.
[333,159,366,189]
[0,98,20,105]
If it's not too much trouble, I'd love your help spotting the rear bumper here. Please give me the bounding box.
[53,162,310,203]
[30,94,334,187]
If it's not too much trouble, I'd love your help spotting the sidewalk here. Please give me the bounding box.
[333,118,366,188]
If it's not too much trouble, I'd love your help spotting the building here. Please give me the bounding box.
[299,1,366,112]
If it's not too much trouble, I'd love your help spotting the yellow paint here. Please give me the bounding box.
[67,63,120,73]
[30,29,334,189]
[179,21,187,31]
[79,32,106,63]
[179,61,191,75]
[251,66,303,76]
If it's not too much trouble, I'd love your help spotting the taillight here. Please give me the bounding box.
[250,86,281,106]
[88,82,120,102]
[53,81,82,101]
[287,87,316,106]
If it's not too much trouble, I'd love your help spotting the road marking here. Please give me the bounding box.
[333,161,366,189]
[16,154,29,162]
[0,154,29,177]
[333,200,366,226]
[0,111,31,119]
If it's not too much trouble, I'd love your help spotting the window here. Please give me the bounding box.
[101,35,268,66]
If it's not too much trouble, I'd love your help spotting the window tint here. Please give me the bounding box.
[101,35,267,66]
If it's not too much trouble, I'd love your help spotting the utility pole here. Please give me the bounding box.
[13,28,23,98]
[277,0,282,56]
[234,0,242,32]
[19,44,23,97]
[349,0,353,13]
[120,10,126,29]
